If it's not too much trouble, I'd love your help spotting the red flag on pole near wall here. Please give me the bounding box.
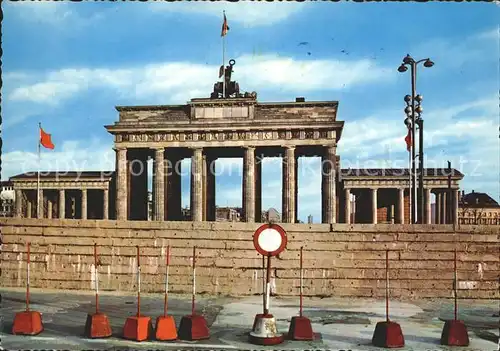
[40,125,55,150]
[404,129,411,151]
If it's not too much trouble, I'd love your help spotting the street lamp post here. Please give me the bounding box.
[398,54,434,224]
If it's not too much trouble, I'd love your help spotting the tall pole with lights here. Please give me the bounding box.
[398,55,434,223]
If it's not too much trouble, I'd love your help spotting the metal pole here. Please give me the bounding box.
[418,119,425,224]
[137,245,141,317]
[386,250,389,322]
[454,248,457,320]
[408,142,412,224]
[26,242,30,312]
[450,161,452,224]
[264,254,271,315]
[299,246,303,318]
[262,254,265,314]
[164,245,170,317]
[411,63,417,223]
[192,246,196,316]
[94,243,99,314]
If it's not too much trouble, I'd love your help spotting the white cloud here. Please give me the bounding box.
[412,27,497,70]
[147,1,305,27]
[4,1,106,28]
[6,55,390,107]
[475,26,499,41]
[2,139,115,180]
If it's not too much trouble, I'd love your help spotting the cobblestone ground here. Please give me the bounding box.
[0,288,498,350]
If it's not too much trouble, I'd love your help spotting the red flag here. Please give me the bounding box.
[40,126,55,150]
[221,12,229,37]
[404,129,411,151]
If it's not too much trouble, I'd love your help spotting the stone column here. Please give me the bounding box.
[47,200,52,219]
[243,146,256,222]
[453,188,459,226]
[398,188,405,224]
[27,201,32,219]
[81,189,87,220]
[345,188,351,224]
[37,189,43,219]
[425,188,432,224]
[436,192,441,224]
[202,154,207,221]
[103,188,109,220]
[254,152,262,222]
[15,189,22,218]
[352,193,356,224]
[294,155,299,222]
[282,146,296,223]
[151,165,156,221]
[59,189,65,219]
[322,146,336,224]
[191,148,203,222]
[372,188,378,224]
[154,148,165,221]
[116,148,128,220]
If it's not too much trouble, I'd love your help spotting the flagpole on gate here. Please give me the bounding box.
[37,122,41,219]
[222,10,226,99]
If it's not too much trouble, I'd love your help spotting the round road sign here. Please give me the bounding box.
[253,223,287,256]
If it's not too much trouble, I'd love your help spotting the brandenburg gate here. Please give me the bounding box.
[106,92,343,223]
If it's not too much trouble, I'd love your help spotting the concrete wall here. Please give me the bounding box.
[1,218,498,299]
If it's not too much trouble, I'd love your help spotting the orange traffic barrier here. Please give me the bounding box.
[288,247,314,340]
[371,250,404,348]
[84,244,112,338]
[178,246,209,341]
[12,242,44,335]
[123,246,152,341]
[155,245,178,341]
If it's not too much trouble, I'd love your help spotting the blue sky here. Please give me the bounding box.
[1,1,498,222]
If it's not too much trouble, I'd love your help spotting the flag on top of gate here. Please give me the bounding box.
[221,12,229,37]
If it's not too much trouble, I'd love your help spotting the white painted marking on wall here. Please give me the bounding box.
[477,263,484,279]
[77,255,81,272]
[458,281,477,290]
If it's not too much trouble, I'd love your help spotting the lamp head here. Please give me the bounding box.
[415,105,423,114]
[403,54,413,64]
[404,106,413,115]
[398,64,408,73]
[415,94,423,102]
[404,94,412,103]
[423,59,434,68]
[404,117,412,127]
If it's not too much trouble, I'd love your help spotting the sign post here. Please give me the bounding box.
[249,223,287,346]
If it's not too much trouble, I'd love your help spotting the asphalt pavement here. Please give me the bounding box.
[0,288,498,350]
